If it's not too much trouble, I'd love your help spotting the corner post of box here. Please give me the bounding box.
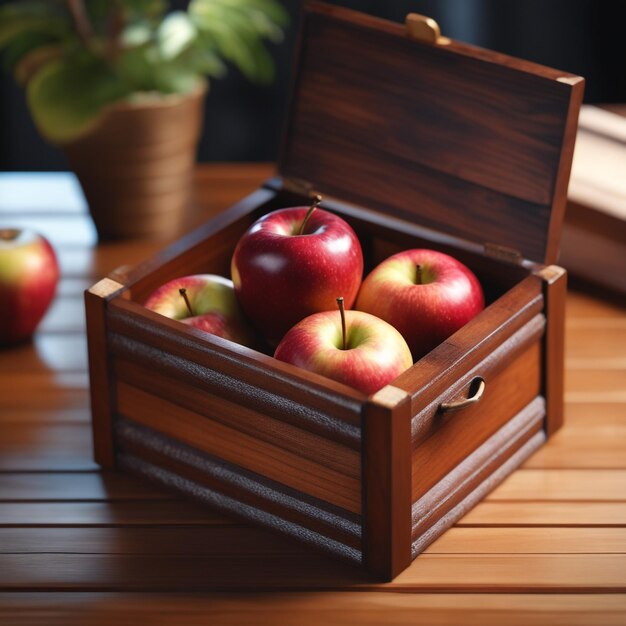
[84,277,126,468]
[362,385,412,580]
[535,265,567,436]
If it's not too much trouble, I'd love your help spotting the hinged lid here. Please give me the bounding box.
[279,2,584,265]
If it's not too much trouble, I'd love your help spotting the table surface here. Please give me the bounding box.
[0,165,625,625]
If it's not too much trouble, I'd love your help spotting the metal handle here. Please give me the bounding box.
[439,377,485,413]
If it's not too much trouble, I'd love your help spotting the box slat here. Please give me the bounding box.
[115,421,362,563]
[115,427,361,551]
[115,382,361,514]
[107,299,363,444]
[412,322,544,498]
[412,397,546,547]
[114,358,360,477]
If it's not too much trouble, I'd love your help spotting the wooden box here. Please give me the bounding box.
[86,2,584,580]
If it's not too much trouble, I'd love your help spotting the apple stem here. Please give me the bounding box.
[336,296,347,350]
[179,288,194,316]
[0,228,20,242]
[415,264,423,285]
[298,194,323,236]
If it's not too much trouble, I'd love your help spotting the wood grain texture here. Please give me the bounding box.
[0,422,96,471]
[0,164,623,621]
[115,382,361,513]
[1,553,624,592]
[281,2,583,264]
[4,525,624,555]
[0,373,88,413]
[412,399,545,542]
[0,501,226,527]
[107,298,363,446]
[412,324,543,498]
[85,279,126,467]
[0,472,171,502]
[117,451,362,565]
[1,594,626,626]
[460,501,626,527]
[115,427,362,553]
[536,266,567,435]
[522,412,626,469]
[362,387,412,580]
[426,527,626,554]
[488,469,626,501]
[114,358,360,477]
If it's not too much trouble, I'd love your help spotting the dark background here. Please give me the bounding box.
[1,0,625,171]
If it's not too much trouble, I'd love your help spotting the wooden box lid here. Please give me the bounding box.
[279,2,584,265]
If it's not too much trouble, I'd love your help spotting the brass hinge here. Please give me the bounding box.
[484,242,524,265]
[405,14,448,45]
[282,177,316,198]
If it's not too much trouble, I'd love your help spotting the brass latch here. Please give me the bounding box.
[405,14,446,45]
[484,242,524,265]
[282,177,316,198]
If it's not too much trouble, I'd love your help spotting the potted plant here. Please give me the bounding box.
[0,0,288,239]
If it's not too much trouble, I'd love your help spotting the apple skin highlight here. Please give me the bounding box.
[356,249,485,360]
[144,274,258,348]
[274,309,412,396]
[231,206,364,346]
[0,229,59,346]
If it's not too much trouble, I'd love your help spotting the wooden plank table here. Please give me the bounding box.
[0,165,625,625]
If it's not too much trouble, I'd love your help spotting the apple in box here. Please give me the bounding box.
[144,274,257,348]
[275,297,412,395]
[357,249,485,360]
[0,228,59,346]
[231,196,364,345]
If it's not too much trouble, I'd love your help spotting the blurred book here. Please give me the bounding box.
[561,105,626,298]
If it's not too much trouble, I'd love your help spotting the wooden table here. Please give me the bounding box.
[1,165,625,625]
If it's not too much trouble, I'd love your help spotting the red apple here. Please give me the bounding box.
[274,298,413,395]
[144,274,257,348]
[0,228,59,346]
[231,196,364,345]
[356,249,484,360]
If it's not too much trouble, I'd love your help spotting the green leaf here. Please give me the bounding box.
[117,0,168,19]
[122,22,153,48]
[152,63,203,94]
[192,0,288,29]
[195,2,278,42]
[114,44,159,91]
[15,44,64,85]
[182,45,227,79]
[157,11,197,60]
[213,0,288,33]
[190,1,281,83]
[2,31,57,72]
[0,3,70,48]
[26,58,130,143]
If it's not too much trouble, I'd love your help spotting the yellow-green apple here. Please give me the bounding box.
[231,196,363,345]
[0,228,59,346]
[144,274,257,348]
[356,249,484,360]
[274,297,412,395]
